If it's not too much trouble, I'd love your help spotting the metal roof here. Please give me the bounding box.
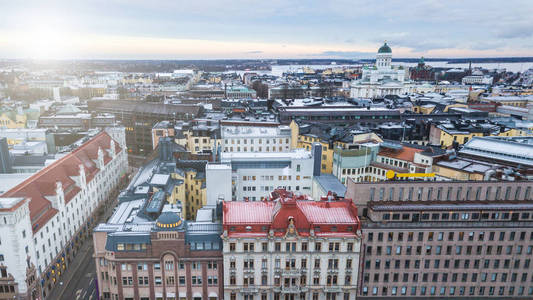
[460,137,533,166]
[314,174,346,197]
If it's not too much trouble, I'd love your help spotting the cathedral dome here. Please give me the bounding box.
[378,42,392,54]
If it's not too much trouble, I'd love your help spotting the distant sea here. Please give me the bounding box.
[230,61,533,76]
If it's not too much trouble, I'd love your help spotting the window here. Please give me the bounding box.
[302,242,308,251]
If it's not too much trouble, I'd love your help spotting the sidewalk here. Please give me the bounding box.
[46,238,94,300]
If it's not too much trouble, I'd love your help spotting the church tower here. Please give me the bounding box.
[376,41,392,70]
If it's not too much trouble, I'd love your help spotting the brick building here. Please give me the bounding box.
[94,202,222,300]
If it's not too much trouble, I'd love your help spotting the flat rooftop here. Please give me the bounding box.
[221,149,312,161]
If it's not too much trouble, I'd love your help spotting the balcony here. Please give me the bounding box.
[243,268,255,274]
[281,268,303,277]
[240,286,259,294]
[274,286,309,294]
[324,286,342,293]
[327,268,339,274]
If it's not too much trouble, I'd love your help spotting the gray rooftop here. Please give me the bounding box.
[460,137,533,167]
[314,174,347,197]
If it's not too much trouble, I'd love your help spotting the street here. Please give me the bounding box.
[47,238,97,300]
[47,168,135,300]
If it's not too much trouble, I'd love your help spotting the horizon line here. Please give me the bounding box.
[2,56,533,62]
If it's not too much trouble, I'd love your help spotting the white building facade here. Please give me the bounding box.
[221,150,314,201]
[0,128,128,299]
[350,42,412,99]
[221,125,292,153]
[222,193,362,300]
[462,75,494,85]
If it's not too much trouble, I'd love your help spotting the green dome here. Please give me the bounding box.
[378,42,392,54]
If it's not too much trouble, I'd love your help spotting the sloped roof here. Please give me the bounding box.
[296,201,358,224]
[223,197,359,237]
[378,145,423,162]
[2,131,121,233]
[223,201,274,225]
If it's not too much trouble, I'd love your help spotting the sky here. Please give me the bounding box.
[0,0,532,60]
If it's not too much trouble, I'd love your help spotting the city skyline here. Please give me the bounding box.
[0,0,532,60]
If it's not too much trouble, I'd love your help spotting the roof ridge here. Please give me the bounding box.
[2,131,111,196]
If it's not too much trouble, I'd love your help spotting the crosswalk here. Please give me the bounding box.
[74,277,95,300]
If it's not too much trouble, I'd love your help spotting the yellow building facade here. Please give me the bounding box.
[289,121,346,174]
[0,112,26,128]
[436,127,530,148]
[432,164,485,181]
[172,169,206,220]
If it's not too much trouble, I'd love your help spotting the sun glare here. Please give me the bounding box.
[11,13,76,60]
[26,26,72,60]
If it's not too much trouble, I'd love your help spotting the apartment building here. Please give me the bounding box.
[0,128,128,299]
[222,190,361,300]
[333,142,444,184]
[126,139,208,221]
[221,125,291,153]
[220,150,314,201]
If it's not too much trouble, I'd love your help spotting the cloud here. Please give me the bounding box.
[370,33,457,52]
[495,25,533,39]
[315,50,375,59]
[0,0,532,58]
[468,41,504,51]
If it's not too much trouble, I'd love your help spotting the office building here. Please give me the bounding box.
[359,181,533,299]
[0,128,128,299]
[220,150,314,201]
[94,201,222,300]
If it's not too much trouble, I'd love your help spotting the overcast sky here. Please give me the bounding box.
[0,0,532,59]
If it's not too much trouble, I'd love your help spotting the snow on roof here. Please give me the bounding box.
[150,174,170,186]
[460,137,533,166]
[223,201,275,225]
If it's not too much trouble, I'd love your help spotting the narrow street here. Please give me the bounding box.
[47,169,135,300]
[47,238,97,300]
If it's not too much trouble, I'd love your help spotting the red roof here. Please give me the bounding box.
[1,131,121,233]
[223,191,360,238]
[223,201,275,225]
[378,146,423,162]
